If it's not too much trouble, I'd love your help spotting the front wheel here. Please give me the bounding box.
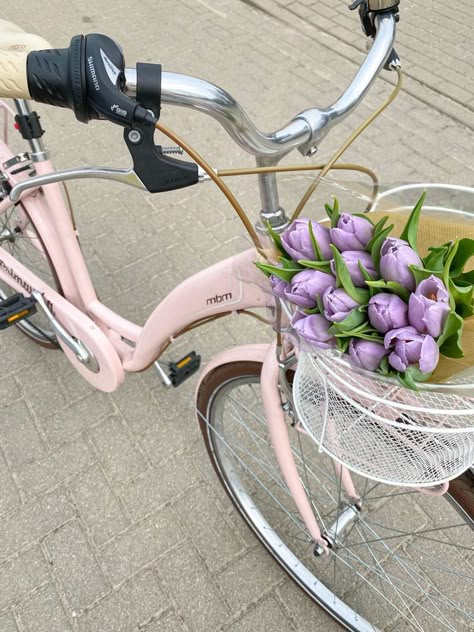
[196,361,474,631]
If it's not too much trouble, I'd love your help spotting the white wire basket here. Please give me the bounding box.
[292,183,474,487]
[293,351,474,486]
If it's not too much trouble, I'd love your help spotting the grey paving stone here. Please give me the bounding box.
[44,519,109,614]
[88,416,147,486]
[16,435,94,500]
[0,611,18,632]
[173,484,244,574]
[0,488,75,563]
[0,399,45,467]
[226,595,297,632]
[41,393,115,447]
[78,570,167,632]
[157,545,230,632]
[276,580,341,632]
[16,582,73,632]
[143,609,189,632]
[0,467,21,518]
[110,375,161,437]
[0,546,49,611]
[216,546,285,614]
[69,463,130,547]
[99,508,183,586]
[120,451,201,522]
[0,376,21,407]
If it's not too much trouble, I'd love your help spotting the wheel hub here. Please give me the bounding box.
[314,502,361,556]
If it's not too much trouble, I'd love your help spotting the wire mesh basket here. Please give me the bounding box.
[293,351,474,486]
[291,183,474,487]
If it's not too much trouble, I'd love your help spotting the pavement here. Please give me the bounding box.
[0,1,473,631]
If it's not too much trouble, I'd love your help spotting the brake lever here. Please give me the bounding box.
[8,161,207,204]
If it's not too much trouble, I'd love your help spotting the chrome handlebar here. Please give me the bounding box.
[124,13,398,159]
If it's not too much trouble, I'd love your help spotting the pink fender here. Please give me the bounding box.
[195,343,270,396]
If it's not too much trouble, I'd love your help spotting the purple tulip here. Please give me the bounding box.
[416,275,450,303]
[330,250,378,287]
[270,275,290,300]
[281,218,332,261]
[330,214,374,251]
[291,312,335,349]
[384,326,439,374]
[349,339,388,372]
[323,287,359,322]
[408,275,450,337]
[284,269,336,309]
[379,238,423,291]
[368,293,409,334]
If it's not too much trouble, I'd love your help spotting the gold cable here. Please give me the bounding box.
[154,121,263,251]
[290,67,403,222]
[217,162,379,211]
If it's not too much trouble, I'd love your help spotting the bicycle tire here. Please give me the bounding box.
[196,361,474,631]
[0,202,61,348]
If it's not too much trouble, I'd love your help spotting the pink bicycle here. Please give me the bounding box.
[0,3,473,630]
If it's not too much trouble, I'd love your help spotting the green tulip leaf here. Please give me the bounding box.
[333,307,368,333]
[351,212,375,225]
[369,224,395,269]
[442,239,460,289]
[303,305,320,315]
[330,246,370,304]
[399,191,426,253]
[308,220,324,261]
[408,265,442,287]
[423,245,449,272]
[455,270,474,285]
[298,259,332,272]
[281,257,302,270]
[336,337,350,353]
[373,215,389,234]
[265,221,287,257]
[449,238,474,278]
[315,293,326,317]
[449,279,474,318]
[397,371,420,391]
[437,310,464,359]
[365,280,410,302]
[254,262,300,283]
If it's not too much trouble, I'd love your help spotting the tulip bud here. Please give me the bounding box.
[323,287,359,322]
[281,218,332,261]
[291,312,335,349]
[330,250,378,287]
[284,269,336,309]
[379,238,422,291]
[384,326,439,374]
[349,339,388,371]
[368,293,409,334]
[330,214,374,252]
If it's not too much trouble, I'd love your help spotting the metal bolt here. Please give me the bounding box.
[162,146,184,155]
[128,129,142,144]
[306,146,318,157]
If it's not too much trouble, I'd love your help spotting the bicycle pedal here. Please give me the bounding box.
[168,351,201,387]
[0,293,37,330]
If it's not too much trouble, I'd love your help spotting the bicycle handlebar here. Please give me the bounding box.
[0,10,398,159]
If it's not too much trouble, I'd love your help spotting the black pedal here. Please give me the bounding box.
[168,351,201,387]
[0,293,37,330]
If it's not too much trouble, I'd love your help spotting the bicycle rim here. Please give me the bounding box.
[197,362,474,631]
[0,203,59,347]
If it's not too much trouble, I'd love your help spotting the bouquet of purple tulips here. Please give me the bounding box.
[257,193,474,389]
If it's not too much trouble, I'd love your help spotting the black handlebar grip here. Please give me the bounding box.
[27,36,88,122]
[26,34,156,128]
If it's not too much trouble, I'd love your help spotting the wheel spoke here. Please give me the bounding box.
[200,369,474,631]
